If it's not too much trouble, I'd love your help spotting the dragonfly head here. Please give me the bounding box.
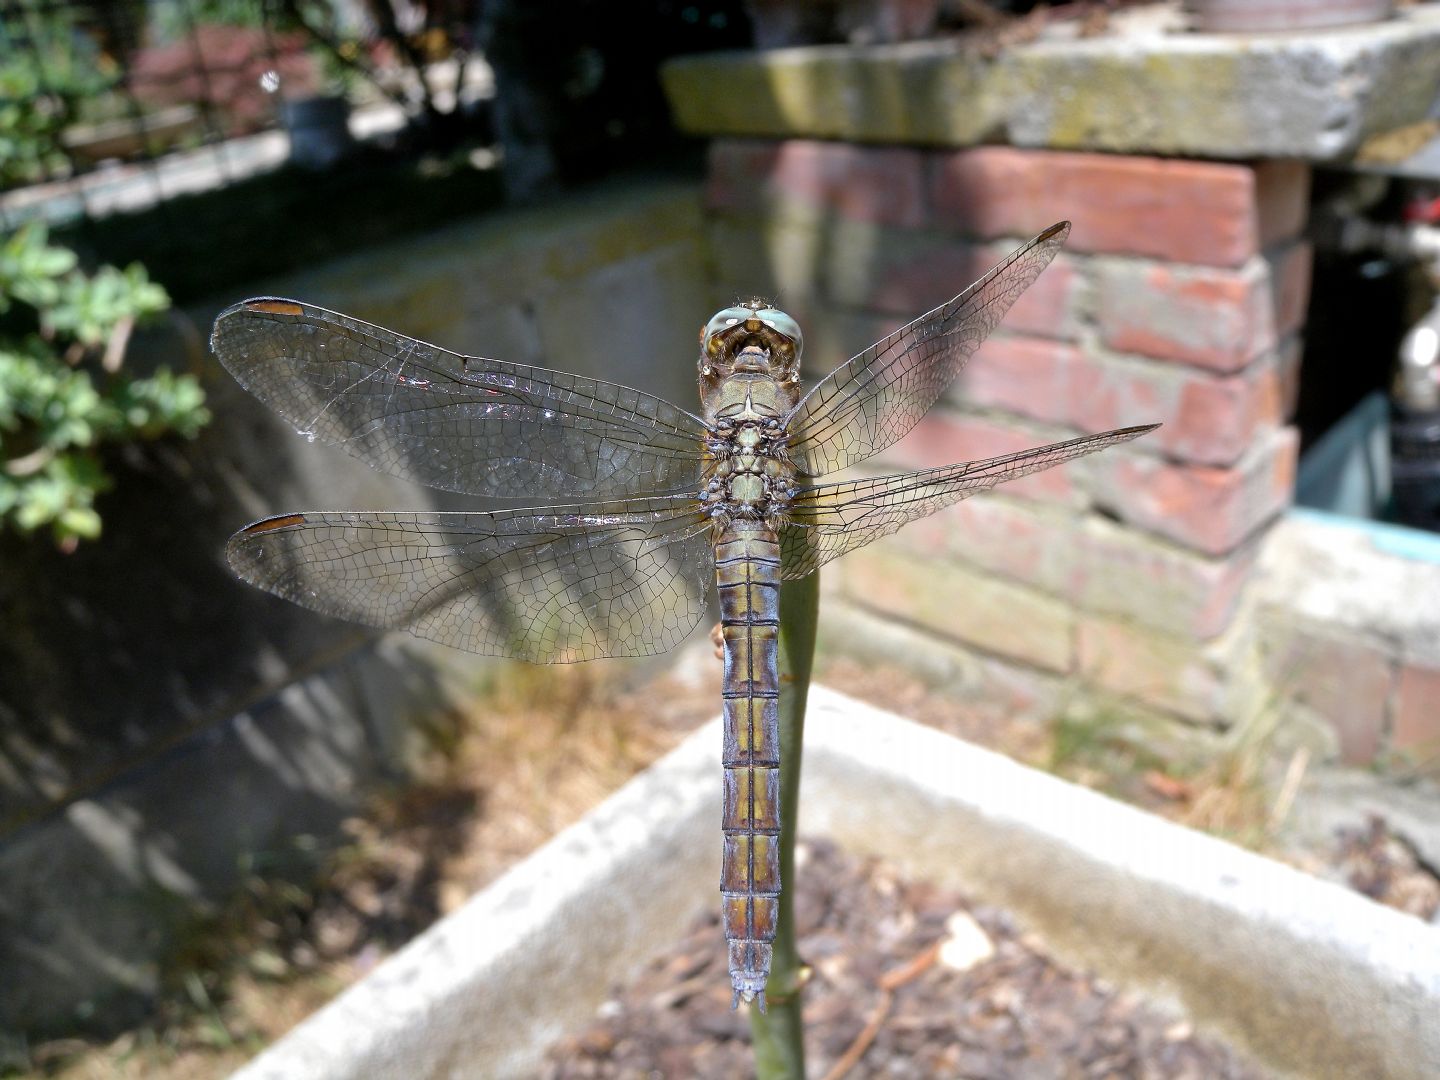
[699,300,803,383]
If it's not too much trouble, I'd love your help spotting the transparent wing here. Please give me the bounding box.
[228,497,714,662]
[786,223,1070,478]
[212,299,709,499]
[779,425,1158,579]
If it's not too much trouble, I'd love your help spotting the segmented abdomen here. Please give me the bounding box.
[715,523,782,1011]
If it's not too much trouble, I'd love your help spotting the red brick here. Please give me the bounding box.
[857,241,1082,342]
[837,544,1075,672]
[1268,241,1313,339]
[1076,617,1227,724]
[1063,352,1172,449]
[970,653,1069,724]
[1265,627,1394,765]
[958,335,1078,423]
[1071,519,1258,640]
[1093,427,1298,555]
[1168,358,1284,467]
[932,149,1300,267]
[896,493,1078,597]
[881,410,1085,507]
[894,494,1253,640]
[706,138,927,227]
[960,342,1281,468]
[979,244,1083,340]
[855,239,982,318]
[1393,664,1440,755]
[1097,259,1275,373]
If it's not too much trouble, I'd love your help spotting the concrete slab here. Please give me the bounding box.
[1257,510,1440,669]
[0,634,458,1035]
[231,687,1440,1080]
[661,3,1440,160]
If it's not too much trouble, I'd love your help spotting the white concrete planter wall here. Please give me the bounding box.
[232,688,1440,1080]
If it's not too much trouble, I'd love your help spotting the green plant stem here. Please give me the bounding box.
[751,569,819,1079]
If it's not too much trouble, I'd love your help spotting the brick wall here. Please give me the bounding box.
[1251,516,1440,769]
[705,138,1317,738]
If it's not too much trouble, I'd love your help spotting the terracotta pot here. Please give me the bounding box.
[1185,0,1395,32]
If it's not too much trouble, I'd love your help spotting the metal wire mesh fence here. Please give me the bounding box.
[0,0,749,301]
[5,0,285,226]
[0,0,499,231]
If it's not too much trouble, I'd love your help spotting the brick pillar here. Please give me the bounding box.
[705,139,1314,728]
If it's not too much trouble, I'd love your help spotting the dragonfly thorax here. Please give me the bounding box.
[703,416,796,525]
[698,306,803,528]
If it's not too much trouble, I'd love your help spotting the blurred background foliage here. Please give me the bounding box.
[0,225,208,548]
[0,3,120,189]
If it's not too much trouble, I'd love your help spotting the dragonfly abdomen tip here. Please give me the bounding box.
[730,969,769,1013]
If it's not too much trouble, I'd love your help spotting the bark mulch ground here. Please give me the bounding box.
[543,839,1266,1080]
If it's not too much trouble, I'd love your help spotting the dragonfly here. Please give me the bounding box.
[212,220,1157,1012]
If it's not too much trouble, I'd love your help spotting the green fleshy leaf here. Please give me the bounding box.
[0,218,201,546]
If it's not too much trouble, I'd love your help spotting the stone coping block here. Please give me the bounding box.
[1258,509,1440,670]
[232,688,1438,1080]
[661,4,1440,160]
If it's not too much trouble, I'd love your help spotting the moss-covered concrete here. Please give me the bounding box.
[662,5,1440,160]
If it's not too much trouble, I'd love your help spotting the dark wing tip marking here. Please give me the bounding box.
[242,299,306,316]
[241,513,308,534]
[1119,422,1162,438]
[1040,221,1071,242]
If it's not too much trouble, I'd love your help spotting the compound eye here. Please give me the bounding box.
[703,306,750,350]
[754,308,803,358]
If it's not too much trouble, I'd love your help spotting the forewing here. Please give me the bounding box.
[212,299,709,499]
[779,425,1158,579]
[786,223,1070,477]
[228,498,714,662]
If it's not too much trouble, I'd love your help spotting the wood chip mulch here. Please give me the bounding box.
[1332,813,1440,922]
[543,839,1267,1079]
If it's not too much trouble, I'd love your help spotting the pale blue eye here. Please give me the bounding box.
[754,308,802,353]
[702,306,803,362]
[703,307,751,342]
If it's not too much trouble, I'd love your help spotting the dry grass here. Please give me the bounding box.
[424,652,720,908]
[813,655,1297,854]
